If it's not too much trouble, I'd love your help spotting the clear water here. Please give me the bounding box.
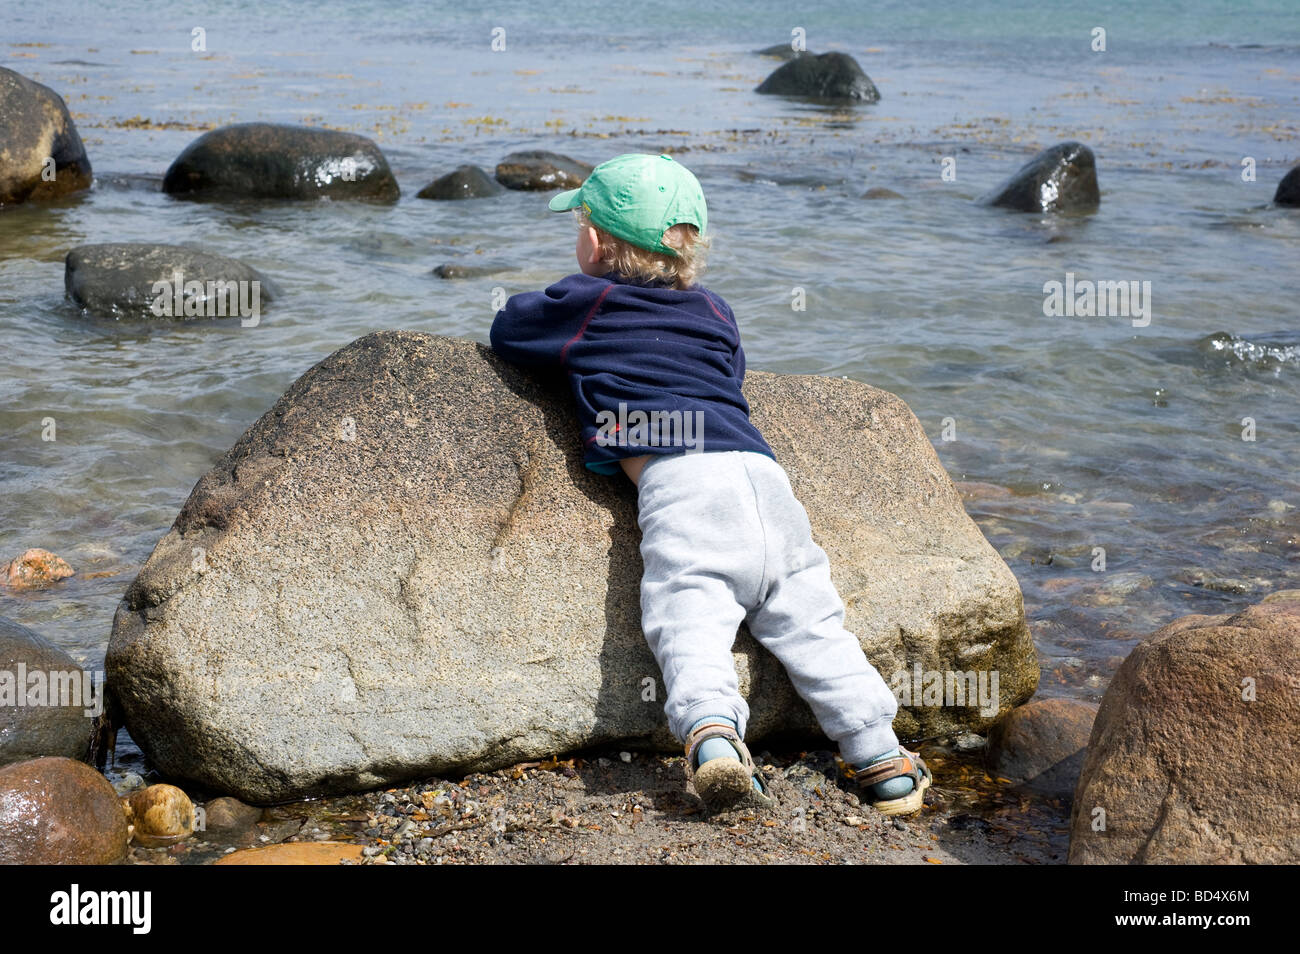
[2,2,1298,770]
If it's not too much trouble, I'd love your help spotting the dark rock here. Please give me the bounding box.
[0,67,92,206]
[162,122,398,201]
[106,331,1035,803]
[0,757,129,864]
[417,164,505,200]
[0,618,94,766]
[980,141,1100,214]
[65,243,276,320]
[755,52,880,103]
[986,698,1097,798]
[1274,165,1300,206]
[1069,597,1300,864]
[494,151,592,191]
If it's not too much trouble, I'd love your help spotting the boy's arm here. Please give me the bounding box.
[489,277,604,369]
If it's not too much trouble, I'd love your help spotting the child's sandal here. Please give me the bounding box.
[683,720,774,813]
[844,745,932,817]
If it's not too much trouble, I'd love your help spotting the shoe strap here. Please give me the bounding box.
[851,753,919,787]
[683,722,753,776]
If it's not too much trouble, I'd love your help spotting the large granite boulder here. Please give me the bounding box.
[1069,596,1300,864]
[66,243,277,320]
[980,141,1100,214]
[755,52,880,103]
[106,331,1037,803]
[0,67,93,206]
[0,618,95,766]
[0,757,129,864]
[162,123,398,201]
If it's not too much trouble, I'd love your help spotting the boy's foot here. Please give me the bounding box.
[684,716,773,813]
[845,746,932,817]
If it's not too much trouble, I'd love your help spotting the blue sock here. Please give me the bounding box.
[853,748,915,800]
[690,716,763,793]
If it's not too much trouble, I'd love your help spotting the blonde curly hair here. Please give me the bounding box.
[576,208,709,290]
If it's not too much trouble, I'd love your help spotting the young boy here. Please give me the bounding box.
[489,153,931,816]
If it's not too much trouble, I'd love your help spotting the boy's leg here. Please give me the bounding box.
[635,452,765,743]
[737,453,901,768]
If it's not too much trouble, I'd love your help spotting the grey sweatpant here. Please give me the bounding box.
[635,449,900,766]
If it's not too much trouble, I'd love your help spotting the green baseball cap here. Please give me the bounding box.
[548,153,707,257]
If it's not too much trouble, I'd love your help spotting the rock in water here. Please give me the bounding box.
[494,151,592,191]
[755,52,880,102]
[106,332,1037,803]
[1274,165,1300,206]
[0,757,129,864]
[980,141,1100,214]
[417,164,505,200]
[202,795,262,831]
[162,123,398,201]
[431,262,514,280]
[0,67,93,206]
[755,43,809,61]
[2,548,74,589]
[126,783,194,846]
[986,698,1097,798]
[1069,597,1300,864]
[213,842,364,865]
[65,243,277,320]
[0,618,95,765]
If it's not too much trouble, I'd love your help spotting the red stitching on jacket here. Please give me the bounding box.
[700,289,733,324]
[560,283,613,365]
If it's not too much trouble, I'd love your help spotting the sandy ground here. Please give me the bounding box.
[123,740,1070,865]
[338,744,1069,866]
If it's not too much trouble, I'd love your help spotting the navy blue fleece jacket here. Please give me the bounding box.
[489,271,776,475]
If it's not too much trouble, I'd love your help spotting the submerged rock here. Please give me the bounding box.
[1069,596,1300,864]
[0,617,95,766]
[0,757,129,864]
[106,332,1036,803]
[755,52,880,103]
[986,698,1097,798]
[432,262,514,280]
[494,150,592,191]
[1274,165,1300,206]
[862,187,903,200]
[2,548,74,589]
[755,43,809,61]
[214,842,364,865]
[202,795,262,832]
[162,123,398,201]
[980,142,1100,214]
[65,243,276,320]
[0,67,93,206]
[417,164,505,200]
[126,783,194,846]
